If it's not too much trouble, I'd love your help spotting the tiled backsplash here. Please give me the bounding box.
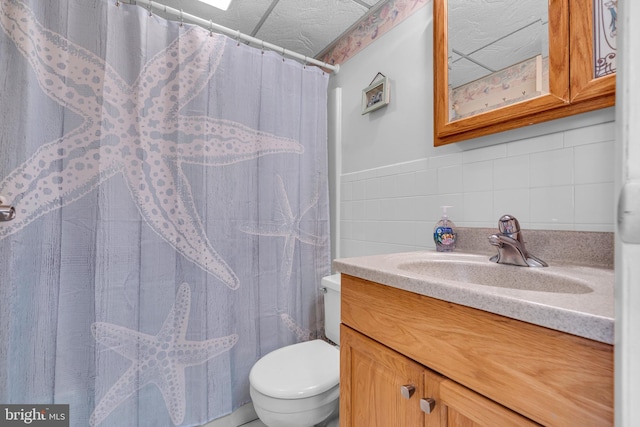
[339,121,615,257]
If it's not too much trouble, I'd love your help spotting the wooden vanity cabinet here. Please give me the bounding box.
[339,274,614,427]
[341,324,540,427]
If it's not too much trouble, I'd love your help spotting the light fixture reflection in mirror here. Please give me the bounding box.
[196,0,233,11]
[447,0,549,121]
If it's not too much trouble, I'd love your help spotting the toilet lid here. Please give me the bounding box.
[250,339,339,399]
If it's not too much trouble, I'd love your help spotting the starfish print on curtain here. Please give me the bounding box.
[0,0,304,289]
[280,312,313,341]
[91,283,238,426]
[239,174,325,287]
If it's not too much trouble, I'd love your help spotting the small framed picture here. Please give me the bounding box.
[361,76,390,114]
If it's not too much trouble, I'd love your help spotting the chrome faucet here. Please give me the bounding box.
[488,215,547,267]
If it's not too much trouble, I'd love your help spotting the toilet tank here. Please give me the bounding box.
[321,274,341,346]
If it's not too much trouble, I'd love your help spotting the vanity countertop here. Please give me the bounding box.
[333,250,614,344]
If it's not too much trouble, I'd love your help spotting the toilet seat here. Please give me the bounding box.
[250,339,339,399]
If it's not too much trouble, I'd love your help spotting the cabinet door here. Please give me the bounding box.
[340,324,443,427]
[440,379,541,427]
[569,0,616,104]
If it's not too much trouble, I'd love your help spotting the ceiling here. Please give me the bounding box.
[124,0,547,85]
[448,0,548,88]
[127,0,387,61]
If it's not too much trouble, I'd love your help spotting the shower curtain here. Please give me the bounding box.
[0,0,330,426]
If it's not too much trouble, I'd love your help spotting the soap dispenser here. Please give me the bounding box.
[433,206,457,252]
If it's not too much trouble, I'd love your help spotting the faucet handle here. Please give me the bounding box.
[498,214,520,235]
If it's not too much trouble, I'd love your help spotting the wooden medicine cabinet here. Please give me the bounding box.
[434,0,616,146]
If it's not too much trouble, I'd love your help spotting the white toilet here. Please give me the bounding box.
[249,274,341,427]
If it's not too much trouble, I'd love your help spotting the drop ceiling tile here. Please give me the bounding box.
[448,0,547,55]
[255,0,369,58]
[449,58,492,89]
[447,0,548,87]
[469,22,547,74]
[449,51,462,62]
[153,0,274,35]
[128,0,398,61]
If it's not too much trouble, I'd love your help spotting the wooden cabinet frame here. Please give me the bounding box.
[433,0,616,146]
[569,0,616,103]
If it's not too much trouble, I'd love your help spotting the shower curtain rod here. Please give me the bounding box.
[129,0,339,73]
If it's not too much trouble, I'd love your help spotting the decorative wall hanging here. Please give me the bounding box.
[361,73,390,114]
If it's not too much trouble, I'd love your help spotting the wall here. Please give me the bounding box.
[328,3,616,259]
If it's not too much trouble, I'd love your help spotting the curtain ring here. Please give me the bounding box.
[179,9,183,27]
[303,56,307,69]
[236,30,241,46]
[261,40,265,54]
[115,0,120,6]
[282,47,286,62]
[148,2,153,17]
[209,19,213,37]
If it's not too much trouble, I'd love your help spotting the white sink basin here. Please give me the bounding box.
[396,259,593,294]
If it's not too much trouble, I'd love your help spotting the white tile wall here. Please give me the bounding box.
[339,122,616,258]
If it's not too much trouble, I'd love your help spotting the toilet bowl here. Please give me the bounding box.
[250,339,339,426]
[249,274,341,427]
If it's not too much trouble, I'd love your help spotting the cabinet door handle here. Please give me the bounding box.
[420,397,436,414]
[400,384,416,399]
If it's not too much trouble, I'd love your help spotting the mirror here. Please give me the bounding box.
[433,0,616,146]
[447,0,549,120]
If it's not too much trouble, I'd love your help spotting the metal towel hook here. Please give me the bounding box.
[0,196,16,222]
